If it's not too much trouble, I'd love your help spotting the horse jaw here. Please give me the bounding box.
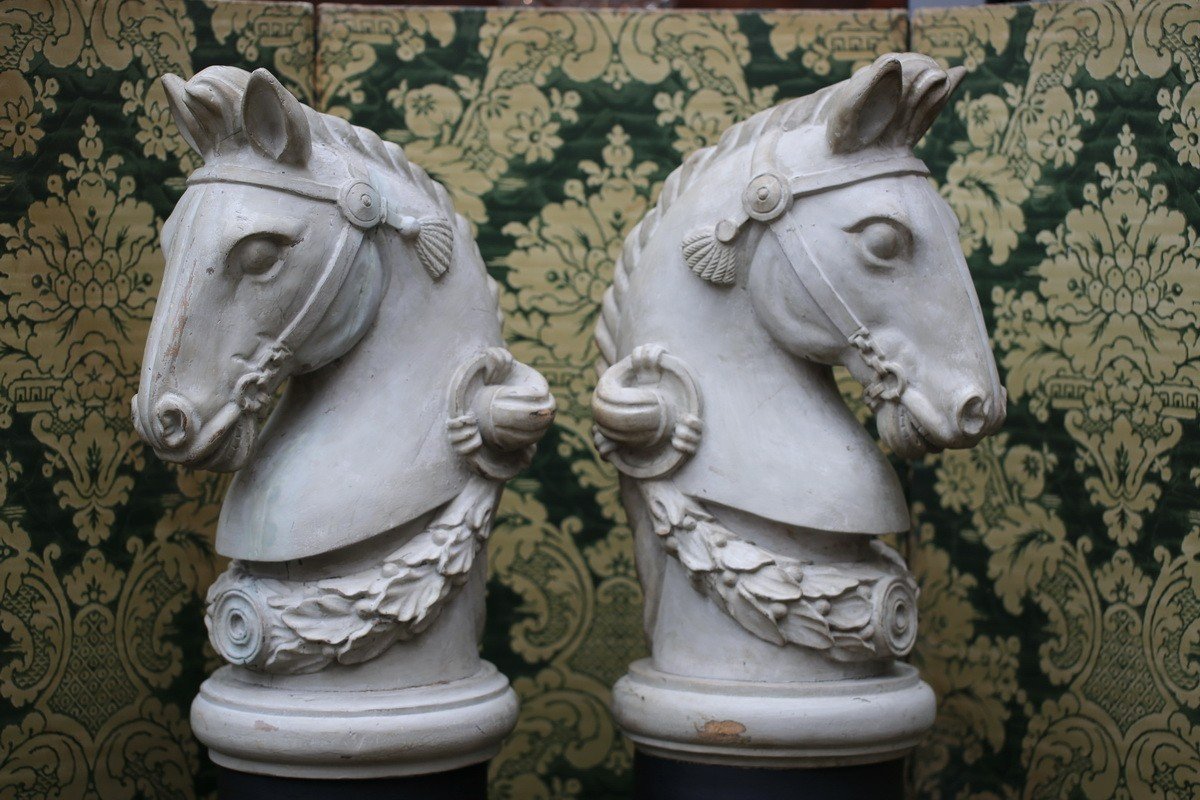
[194,413,261,472]
[875,401,941,460]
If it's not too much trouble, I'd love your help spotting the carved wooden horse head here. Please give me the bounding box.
[132,67,556,674]
[593,55,1006,665]
[133,66,554,564]
[596,54,1003,474]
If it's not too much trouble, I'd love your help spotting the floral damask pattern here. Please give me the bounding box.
[316,8,904,798]
[4,2,1198,798]
[0,2,312,797]
[910,2,1200,798]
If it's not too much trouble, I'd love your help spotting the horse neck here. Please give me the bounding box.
[619,184,909,535]
[215,220,502,562]
[296,227,502,415]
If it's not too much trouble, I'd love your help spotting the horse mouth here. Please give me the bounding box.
[877,402,942,460]
[192,413,260,472]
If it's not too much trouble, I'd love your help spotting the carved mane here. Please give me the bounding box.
[595,54,962,373]
[595,85,835,373]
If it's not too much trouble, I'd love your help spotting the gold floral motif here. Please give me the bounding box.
[319,9,769,222]
[501,126,658,432]
[997,127,1199,545]
[0,70,56,158]
[909,506,1021,800]
[1157,83,1200,169]
[912,4,1014,70]
[763,10,906,75]
[0,118,155,544]
[487,487,640,799]
[208,0,315,102]
[0,0,194,76]
[319,7,454,119]
[0,3,313,796]
[930,431,1200,799]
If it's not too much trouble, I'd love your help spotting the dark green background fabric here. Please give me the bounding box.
[2,2,1198,798]
[0,2,313,796]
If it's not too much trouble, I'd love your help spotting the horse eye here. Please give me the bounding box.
[228,233,290,277]
[852,219,912,265]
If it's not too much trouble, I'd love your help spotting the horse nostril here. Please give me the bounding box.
[153,395,197,449]
[957,394,987,438]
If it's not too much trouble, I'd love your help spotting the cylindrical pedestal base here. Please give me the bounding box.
[217,762,487,800]
[612,659,935,768]
[634,752,904,800]
[192,661,518,779]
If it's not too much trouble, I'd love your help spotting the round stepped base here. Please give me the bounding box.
[192,661,518,780]
[612,658,935,768]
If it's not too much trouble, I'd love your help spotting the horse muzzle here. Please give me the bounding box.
[876,384,1005,459]
[132,391,258,472]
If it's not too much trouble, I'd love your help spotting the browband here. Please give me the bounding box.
[693,123,924,409]
[187,163,453,415]
[189,165,392,231]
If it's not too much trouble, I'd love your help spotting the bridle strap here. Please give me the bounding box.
[276,223,365,353]
[771,221,865,343]
[728,137,930,407]
[765,156,929,344]
[187,165,390,407]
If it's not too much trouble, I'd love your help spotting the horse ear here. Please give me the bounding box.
[242,68,311,165]
[906,65,966,145]
[162,73,213,157]
[827,56,903,154]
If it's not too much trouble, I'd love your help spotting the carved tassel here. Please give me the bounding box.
[398,215,454,280]
[681,224,738,285]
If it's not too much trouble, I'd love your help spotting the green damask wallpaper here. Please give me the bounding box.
[2,1,1199,799]
[0,1,314,796]
[314,8,905,798]
[908,2,1200,798]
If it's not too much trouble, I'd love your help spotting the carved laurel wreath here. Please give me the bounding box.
[206,476,500,673]
[641,479,918,661]
[592,344,917,661]
[205,347,554,674]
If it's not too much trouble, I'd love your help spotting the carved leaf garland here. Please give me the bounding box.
[204,475,501,673]
[641,479,917,660]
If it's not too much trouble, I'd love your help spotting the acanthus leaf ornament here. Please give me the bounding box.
[640,479,917,660]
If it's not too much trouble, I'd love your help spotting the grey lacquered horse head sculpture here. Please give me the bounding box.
[132,67,554,674]
[593,54,1004,675]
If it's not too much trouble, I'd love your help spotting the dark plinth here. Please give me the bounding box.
[216,762,488,800]
[633,752,905,800]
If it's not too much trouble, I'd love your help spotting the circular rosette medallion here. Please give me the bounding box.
[208,583,269,667]
[871,576,918,657]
